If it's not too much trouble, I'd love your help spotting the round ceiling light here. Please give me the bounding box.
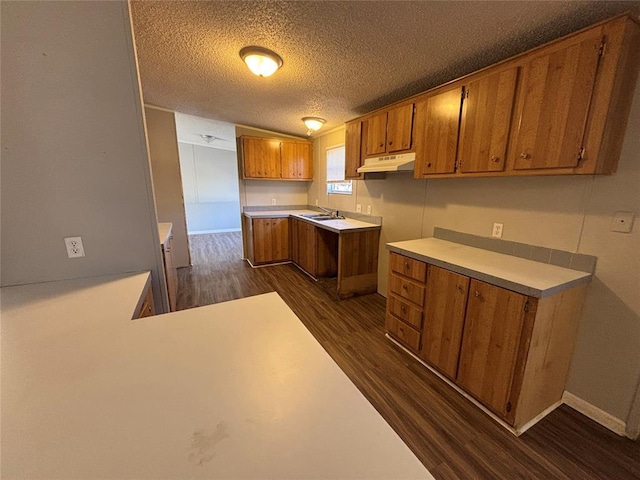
[302,117,326,133]
[239,46,283,77]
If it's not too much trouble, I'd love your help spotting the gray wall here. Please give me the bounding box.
[308,83,640,427]
[145,107,191,267]
[1,1,167,311]
[178,143,241,233]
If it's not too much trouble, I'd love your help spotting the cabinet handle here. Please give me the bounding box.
[520,152,530,159]
[491,155,500,163]
[474,291,481,297]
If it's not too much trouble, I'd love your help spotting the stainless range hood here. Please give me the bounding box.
[356,152,415,173]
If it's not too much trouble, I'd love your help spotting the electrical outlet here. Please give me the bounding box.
[492,223,504,239]
[611,211,634,233]
[271,198,276,205]
[315,199,319,206]
[366,205,372,215]
[356,204,362,213]
[64,236,85,258]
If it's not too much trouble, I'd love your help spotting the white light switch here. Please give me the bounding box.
[611,211,634,233]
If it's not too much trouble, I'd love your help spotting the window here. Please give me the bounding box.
[326,145,352,195]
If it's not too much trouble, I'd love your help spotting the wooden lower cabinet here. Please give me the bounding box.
[247,217,290,265]
[385,252,588,431]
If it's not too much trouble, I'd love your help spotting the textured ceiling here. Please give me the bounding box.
[130,1,640,138]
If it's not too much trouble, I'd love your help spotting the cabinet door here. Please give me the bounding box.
[281,142,313,180]
[458,68,518,173]
[512,32,602,170]
[242,137,281,178]
[364,112,387,156]
[252,218,289,264]
[290,218,300,265]
[296,221,317,277]
[420,266,470,379]
[414,87,462,176]
[345,120,363,179]
[386,103,414,152]
[270,218,290,261]
[457,279,527,417]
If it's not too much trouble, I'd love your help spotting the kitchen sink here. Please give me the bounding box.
[299,214,344,221]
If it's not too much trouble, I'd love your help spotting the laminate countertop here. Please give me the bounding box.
[1,275,431,479]
[243,209,381,233]
[387,238,592,298]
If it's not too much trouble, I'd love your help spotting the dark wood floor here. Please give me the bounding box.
[178,232,640,479]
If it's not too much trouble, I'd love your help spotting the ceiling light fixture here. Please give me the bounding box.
[239,46,283,77]
[302,117,326,135]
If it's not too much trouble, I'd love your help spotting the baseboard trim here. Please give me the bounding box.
[189,228,241,235]
[562,391,627,437]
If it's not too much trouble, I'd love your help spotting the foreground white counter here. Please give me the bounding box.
[1,276,431,479]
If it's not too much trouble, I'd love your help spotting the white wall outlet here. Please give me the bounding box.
[315,199,319,206]
[611,211,635,233]
[271,198,276,205]
[64,236,85,258]
[356,204,362,213]
[366,205,372,215]
[492,223,504,238]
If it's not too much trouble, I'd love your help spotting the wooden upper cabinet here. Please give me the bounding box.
[414,87,462,176]
[458,67,518,173]
[242,137,282,179]
[365,112,388,156]
[456,279,528,417]
[345,119,363,179]
[281,141,313,180]
[420,266,470,379]
[386,103,414,152]
[512,31,603,170]
[241,136,312,180]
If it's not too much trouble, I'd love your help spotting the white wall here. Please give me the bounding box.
[309,83,640,427]
[145,107,191,267]
[178,143,241,233]
[1,1,167,310]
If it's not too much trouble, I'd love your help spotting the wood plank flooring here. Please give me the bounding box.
[177,232,640,479]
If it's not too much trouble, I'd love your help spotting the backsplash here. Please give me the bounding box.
[243,205,383,226]
[433,227,597,273]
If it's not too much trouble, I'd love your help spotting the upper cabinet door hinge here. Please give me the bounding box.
[598,39,606,58]
[462,87,469,99]
[578,147,586,163]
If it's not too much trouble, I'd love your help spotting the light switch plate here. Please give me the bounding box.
[366,205,372,215]
[611,211,634,233]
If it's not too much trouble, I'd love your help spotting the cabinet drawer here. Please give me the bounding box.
[390,252,427,283]
[389,274,426,306]
[386,314,421,351]
[388,294,423,329]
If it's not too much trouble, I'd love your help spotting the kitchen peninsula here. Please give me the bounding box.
[1,274,431,479]
[243,207,382,298]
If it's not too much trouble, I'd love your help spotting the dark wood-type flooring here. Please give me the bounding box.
[178,232,640,479]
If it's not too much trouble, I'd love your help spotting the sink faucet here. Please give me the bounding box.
[318,206,336,217]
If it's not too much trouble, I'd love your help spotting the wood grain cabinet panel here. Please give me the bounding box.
[512,32,603,170]
[458,67,518,173]
[420,266,470,379]
[251,218,289,265]
[296,220,317,277]
[242,136,281,179]
[389,252,427,283]
[364,112,388,156]
[281,141,313,179]
[344,119,363,179]
[386,315,421,352]
[388,294,423,329]
[386,103,414,152]
[389,274,426,307]
[456,279,528,418]
[414,87,462,175]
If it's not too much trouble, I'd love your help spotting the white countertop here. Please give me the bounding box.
[158,222,172,246]
[387,238,591,298]
[244,209,381,233]
[1,277,431,479]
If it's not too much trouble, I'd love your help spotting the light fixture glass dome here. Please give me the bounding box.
[302,117,326,132]
[239,46,283,77]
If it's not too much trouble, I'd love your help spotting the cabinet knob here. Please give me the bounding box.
[402,284,408,290]
[388,141,393,145]
[426,162,432,168]
[474,291,481,297]
[520,152,530,159]
[401,305,406,312]
[457,285,464,293]
[491,155,500,163]
[379,143,384,148]
[404,261,409,269]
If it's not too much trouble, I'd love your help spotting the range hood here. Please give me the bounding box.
[356,152,415,173]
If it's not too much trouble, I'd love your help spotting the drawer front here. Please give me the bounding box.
[390,252,427,283]
[388,294,423,329]
[389,274,426,306]
[386,314,421,351]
